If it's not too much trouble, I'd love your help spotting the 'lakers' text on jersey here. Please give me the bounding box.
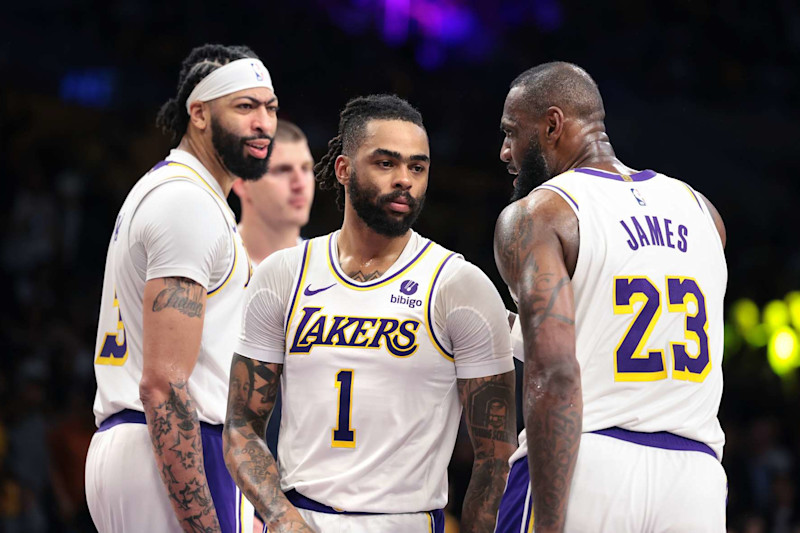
[237,231,514,514]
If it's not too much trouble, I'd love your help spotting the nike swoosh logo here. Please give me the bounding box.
[304,283,336,296]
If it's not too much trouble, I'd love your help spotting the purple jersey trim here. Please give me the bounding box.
[150,160,171,172]
[285,489,444,520]
[538,184,579,211]
[591,427,717,460]
[285,241,311,335]
[426,252,458,359]
[328,234,433,289]
[574,167,657,182]
[683,183,705,211]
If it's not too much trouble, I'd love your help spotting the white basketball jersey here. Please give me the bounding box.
[511,168,726,463]
[93,152,251,426]
[544,168,727,457]
[278,233,464,513]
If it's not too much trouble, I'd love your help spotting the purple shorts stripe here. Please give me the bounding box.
[430,509,445,533]
[591,427,718,460]
[285,489,444,520]
[96,409,240,533]
[495,457,531,533]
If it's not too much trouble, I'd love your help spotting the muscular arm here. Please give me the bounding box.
[494,193,581,533]
[223,355,313,533]
[458,372,517,533]
[139,277,221,533]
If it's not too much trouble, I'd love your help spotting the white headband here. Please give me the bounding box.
[185,58,275,113]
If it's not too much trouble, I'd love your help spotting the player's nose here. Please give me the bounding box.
[500,141,512,163]
[392,168,413,190]
[252,106,277,136]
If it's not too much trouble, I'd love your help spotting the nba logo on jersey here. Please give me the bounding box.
[631,188,646,206]
[400,280,419,295]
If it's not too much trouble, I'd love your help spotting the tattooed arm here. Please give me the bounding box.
[494,191,581,533]
[140,276,221,532]
[223,355,313,533]
[458,372,517,533]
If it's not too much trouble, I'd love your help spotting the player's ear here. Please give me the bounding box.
[188,101,210,131]
[544,106,565,143]
[334,155,351,186]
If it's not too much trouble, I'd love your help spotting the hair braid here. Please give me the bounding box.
[314,94,424,211]
[156,43,260,141]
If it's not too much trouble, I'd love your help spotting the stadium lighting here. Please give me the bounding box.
[767,327,799,376]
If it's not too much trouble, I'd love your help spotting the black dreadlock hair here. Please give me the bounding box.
[155,44,260,142]
[314,94,424,210]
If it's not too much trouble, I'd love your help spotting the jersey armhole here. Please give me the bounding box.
[423,251,459,362]
[535,183,580,218]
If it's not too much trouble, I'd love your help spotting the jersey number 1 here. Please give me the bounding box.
[332,369,356,448]
[614,276,710,382]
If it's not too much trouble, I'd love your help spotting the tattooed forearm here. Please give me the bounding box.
[458,372,517,533]
[525,369,582,532]
[144,380,221,532]
[223,355,314,533]
[346,269,384,282]
[153,277,205,318]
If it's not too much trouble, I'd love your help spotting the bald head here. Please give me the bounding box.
[510,62,604,121]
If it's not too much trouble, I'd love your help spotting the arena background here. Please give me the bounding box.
[2,1,799,531]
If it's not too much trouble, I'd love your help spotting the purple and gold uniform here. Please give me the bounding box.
[496,167,727,533]
[238,230,513,532]
[86,149,254,533]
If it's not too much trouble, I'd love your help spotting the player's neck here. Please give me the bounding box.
[238,212,300,264]
[337,210,411,280]
[177,135,237,197]
[568,130,636,176]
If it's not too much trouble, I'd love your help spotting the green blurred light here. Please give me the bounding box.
[786,292,800,330]
[723,323,741,356]
[732,299,759,333]
[767,327,799,376]
[745,324,769,348]
[764,300,790,332]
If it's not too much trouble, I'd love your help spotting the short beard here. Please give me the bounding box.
[348,170,425,237]
[511,135,551,202]
[211,117,272,181]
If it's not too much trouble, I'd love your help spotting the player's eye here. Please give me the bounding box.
[378,160,394,168]
[238,103,253,110]
[267,105,279,114]
[411,164,425,173]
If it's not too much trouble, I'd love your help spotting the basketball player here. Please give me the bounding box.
[223,94,516,533]
[85,44,277,533]
[232,119,315,266]
[232,119,315,532]
[493,62,727,533]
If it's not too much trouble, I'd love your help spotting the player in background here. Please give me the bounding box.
[493,62,727,533]
[232,119,315,266]
[85,44,277,533]
[232,119,316,533]
[223,94,516,533]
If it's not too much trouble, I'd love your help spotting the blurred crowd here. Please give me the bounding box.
[2,0,800,531]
